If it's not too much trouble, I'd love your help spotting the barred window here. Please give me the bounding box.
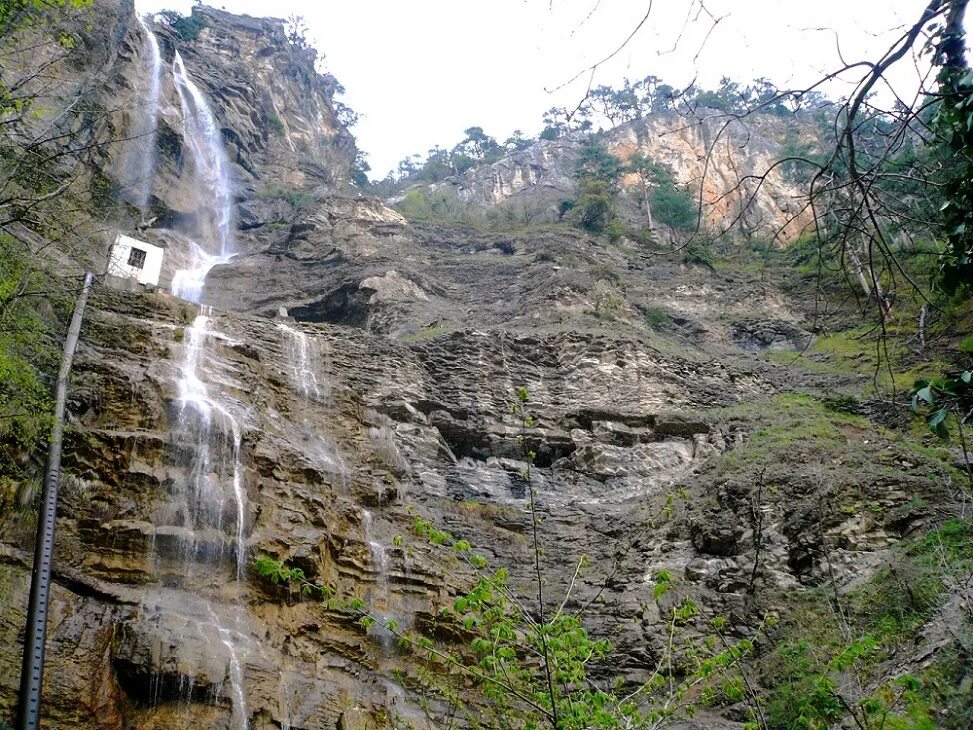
[128,247,147,269]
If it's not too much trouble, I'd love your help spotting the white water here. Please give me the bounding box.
[276,322,349,480]
[126,41,250,728]
[127,15,162,210]
[277,322,321,400]
[174,312,247,575]
[142,310,250,725]
[172,51,235,258]
[171,241,226,305]
[362,509,389,582]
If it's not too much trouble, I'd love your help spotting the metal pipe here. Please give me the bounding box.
[16,271,94,730]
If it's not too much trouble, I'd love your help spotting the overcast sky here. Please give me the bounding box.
[135,1,938,178]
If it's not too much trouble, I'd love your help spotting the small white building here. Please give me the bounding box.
[107,234,164,287]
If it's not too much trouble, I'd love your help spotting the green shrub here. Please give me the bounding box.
[0,236,60,477]
[681,238,714,267]
[604,219,628,242]
[651,185,697,230]
[267,114,285,136]
[643,306,674,329]
[168,13,207,41]
[395,188,470,221]
[260,181,313,210]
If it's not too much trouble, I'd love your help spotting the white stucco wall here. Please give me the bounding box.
[107,234,164,286]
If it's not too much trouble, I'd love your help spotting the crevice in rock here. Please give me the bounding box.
[289,284,371,328]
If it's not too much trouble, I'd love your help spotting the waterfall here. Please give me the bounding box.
[277,322,348,478]
[172,51,235,258]
[175,311,247,576]
[361,509,394,649]
[169,51,235,304]
[125,15,162,209]
[171,241,223,305]
[278,322,321,400]
[129,39,250,728]
[140,309,250,727]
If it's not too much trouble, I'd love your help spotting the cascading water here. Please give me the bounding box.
[277,322,348,478]
[172,311,247,577]
[172,51,235,258]
[361,509,394,649]
[142,309,251,728]
[124,15,162,210]
[139,49,250,727]
[170,51,236,303]
[278,323,321,400]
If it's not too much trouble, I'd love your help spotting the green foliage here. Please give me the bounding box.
[266,114,285,135]
[259,181,313,210]
[759,519,972,730]
[603,219,628,242]
[563,142,623,233]
[0,0,91,35]
[643,306,674,330]
[680,238,714,267]
[911,371,972,439]
[396,187,470,222]
[933,63,973,294]
[349,150,371,188]
[573,179,614,232]
[651,185,697,231]
[367,389,769,729]
[776,133,826,185]
[162,10,208,41]
[0,236,59,477]
[252,556,333,599]
[857,520,973,639]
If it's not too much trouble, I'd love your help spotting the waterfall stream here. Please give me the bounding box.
[125,15,162,210]
[172,51,235,258]
[141,49,250,727]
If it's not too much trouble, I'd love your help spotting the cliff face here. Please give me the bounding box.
[0,226,961,728]
[404,113,814,241]
[0,3,968,730]
[156,7,358,190]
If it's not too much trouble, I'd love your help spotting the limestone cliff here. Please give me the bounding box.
[0,2,970,730]
[400,113,815,242]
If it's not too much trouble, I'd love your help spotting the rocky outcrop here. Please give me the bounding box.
[153,7,357,191]
[1,2,966,728]
[403,112,815,241]
[0,266,958,727]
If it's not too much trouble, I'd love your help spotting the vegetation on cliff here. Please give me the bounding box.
[2,1,973,728]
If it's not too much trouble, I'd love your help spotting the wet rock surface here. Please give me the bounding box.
[0,269,958,727]
[0,2,965,728]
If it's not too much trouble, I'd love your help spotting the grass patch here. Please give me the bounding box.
[712,393,871,475]
[855,519,973,640]
[400,325,453,343]
[259,181,314,210]
[756,519,972,730]
[643,305,674,330]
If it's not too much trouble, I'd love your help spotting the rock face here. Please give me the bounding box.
[1,220,960,729]
[154,7,357,191]
[0,2,966,729]
[402,113,814,241]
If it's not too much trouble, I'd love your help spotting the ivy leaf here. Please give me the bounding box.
[912,384,934,410]
[928,407,950,439]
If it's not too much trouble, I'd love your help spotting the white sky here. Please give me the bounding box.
[135,1,938,178]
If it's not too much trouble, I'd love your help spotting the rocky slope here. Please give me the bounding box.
[1,2,970,729]
[396,113,815,242]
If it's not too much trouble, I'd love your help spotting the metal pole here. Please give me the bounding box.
[16,272,94,730]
